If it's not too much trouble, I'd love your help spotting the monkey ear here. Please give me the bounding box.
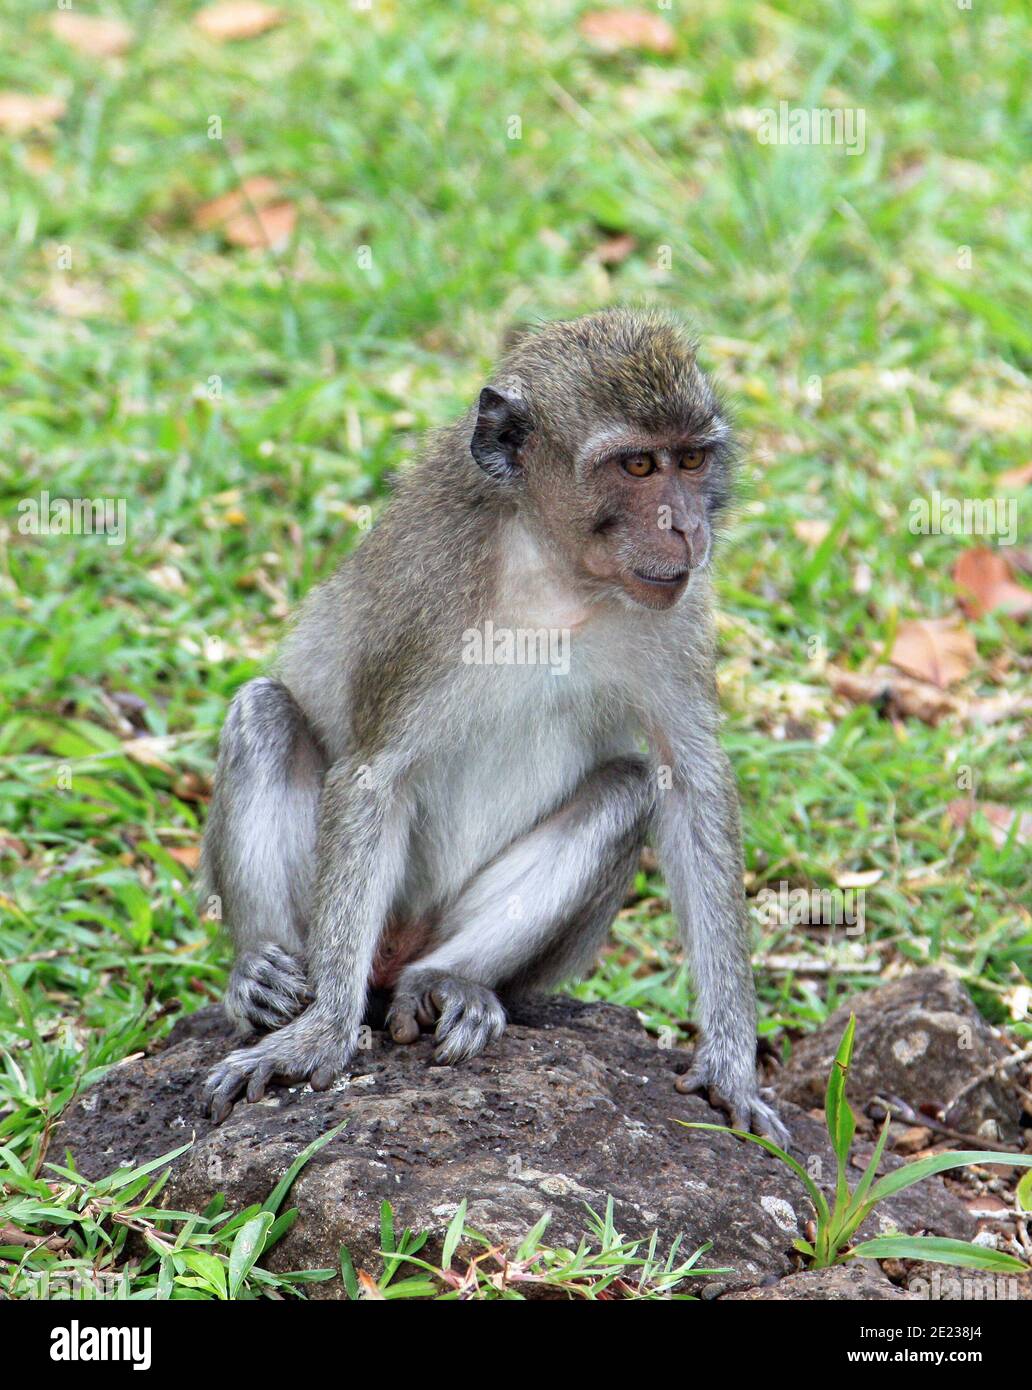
[470,386,532,480]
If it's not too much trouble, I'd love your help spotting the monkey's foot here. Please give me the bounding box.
[387,970,506,1064]
[224,944,312,1035]
[676,1065,791,1148]
[204,1011,354,1123]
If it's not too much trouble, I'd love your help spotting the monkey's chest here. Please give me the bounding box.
[399,671,631,914]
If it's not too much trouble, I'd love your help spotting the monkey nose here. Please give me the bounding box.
[670,516,704,565]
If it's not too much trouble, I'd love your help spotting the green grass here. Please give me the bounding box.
[1,0,1029,1297]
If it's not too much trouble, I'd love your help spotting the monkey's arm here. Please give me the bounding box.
[204,755,410,1121]
[650,715,789,1146]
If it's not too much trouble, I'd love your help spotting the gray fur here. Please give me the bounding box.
[200,308,787,1143]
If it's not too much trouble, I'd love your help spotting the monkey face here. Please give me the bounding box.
[468,309,737,612]
[576,439,729,610]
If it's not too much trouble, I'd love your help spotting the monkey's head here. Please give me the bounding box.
[470,308,735,611]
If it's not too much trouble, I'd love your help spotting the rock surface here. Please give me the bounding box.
[722,1260,915,1301]
[901,1262,1032,1301]
[58,992,975,1298]
[777,968,1022,1139]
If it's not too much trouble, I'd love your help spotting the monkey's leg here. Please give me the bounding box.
[387,756,652,1063]
[204,754,412,1120]
[200,677,323,1035]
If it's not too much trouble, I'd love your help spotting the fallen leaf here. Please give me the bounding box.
[997,462,1032,491]
[890,618,977,688]
[579,10,676,55]
[793,519,831,546]
[836,869,883,889]
[892,1126,933,1155]
[194,176,281,230]
[967,1194,1011,1217]
[0,92,66,136]
[44,278,109,318]
[194,177,296,250]
[194,1,283,41]
[174,771,211,803]
[0,1224,70,1252]
[827,665,958,726]
[947,800,1032,848]
[49,12,133,57]
[224,200,295,250]
[122,737,175,775]
[168,845,201,870]
[147,563,185,593]
[953,546,1032,620]
[593,233,637,265]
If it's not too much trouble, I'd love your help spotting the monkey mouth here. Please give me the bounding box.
[631,567,691,589]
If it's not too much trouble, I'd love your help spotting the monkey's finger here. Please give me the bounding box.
[310,1061,337,1090]
[207,1070,246,1124]
[416,991,440,1028]
[432,991,464,1036]
[246,1058,275,1103]
[674,1069,709,1096]
[388,1008,420,1044]
[433,998,505,1065]
[748,1100,792,1148]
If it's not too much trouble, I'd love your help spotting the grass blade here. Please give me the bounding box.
[867,1151,1032,1205]
[260,1119,347,1216]
[678,1121,831,1224]
[849,1235,1028,1272]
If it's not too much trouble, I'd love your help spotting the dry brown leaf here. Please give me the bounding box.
[890,618,977,688]
[194,176,281,230]
[997,462,1032,491]
[947,800,1032,848]
[593,233,637,265]
[892,1126,933,1155]
[0,92,66,136]
[194,1,283,41]
[827,665,959,726]
[224,200,296,250]
[966,1194,1012,1217]
[954,546,1032,620]
[49,12,133,57]
[793,519,831,546]
[579,10,676,55]
[168,845,201,870]
[194,177,295,250]
[174,771,211,803]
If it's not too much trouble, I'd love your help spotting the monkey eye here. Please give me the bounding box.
[621,453,656,478]
[680,449,707,471]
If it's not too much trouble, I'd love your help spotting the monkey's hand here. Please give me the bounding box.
[675,1055,790,1149]
[224,944,312,1036]
[387,969,506,1064]
[204,1007,356,1123]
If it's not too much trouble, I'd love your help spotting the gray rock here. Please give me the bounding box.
[57,996,973,1298]
[777,968,1021,1139]
[722,1260,915,1300]
[903,1262,1032,1301]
